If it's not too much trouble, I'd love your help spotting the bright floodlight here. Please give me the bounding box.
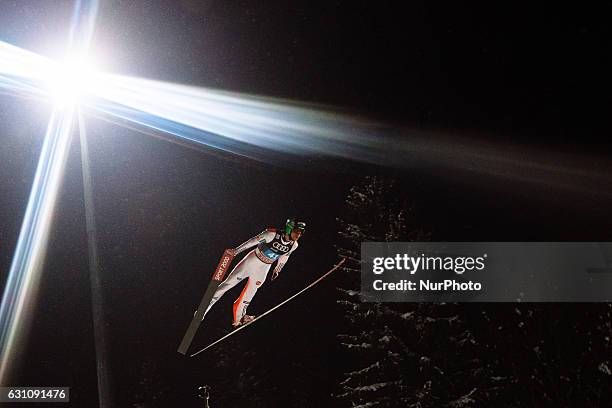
[45,57,98,106]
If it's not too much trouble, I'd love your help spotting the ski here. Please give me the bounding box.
[177,249,235,355]
[190,257,346,357]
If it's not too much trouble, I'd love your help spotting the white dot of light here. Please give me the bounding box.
[44,56,100,107]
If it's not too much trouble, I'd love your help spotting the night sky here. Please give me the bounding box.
[1,1,611,406]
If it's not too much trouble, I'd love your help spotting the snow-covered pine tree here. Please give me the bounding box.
[335,175,497,407]
[335,176,612,407]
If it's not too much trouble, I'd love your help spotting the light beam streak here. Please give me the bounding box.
[87,73,612,197]
[0,41,54,100]
[78,109,112,408]
[89,74,383,162]
[0,106,75,384]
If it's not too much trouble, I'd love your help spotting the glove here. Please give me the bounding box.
[272,261,285,281]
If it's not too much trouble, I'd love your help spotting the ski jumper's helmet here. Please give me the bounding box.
[285,218,306,235]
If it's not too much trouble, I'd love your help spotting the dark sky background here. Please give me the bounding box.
[0,1,611,406]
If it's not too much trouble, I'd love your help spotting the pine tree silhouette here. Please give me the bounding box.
[335,176,611,407]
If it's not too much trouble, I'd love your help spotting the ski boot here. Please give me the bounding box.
[232,315,256,327]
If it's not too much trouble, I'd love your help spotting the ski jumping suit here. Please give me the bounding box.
[204,228,298,324]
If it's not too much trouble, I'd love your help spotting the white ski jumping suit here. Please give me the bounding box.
[204,228,298,324]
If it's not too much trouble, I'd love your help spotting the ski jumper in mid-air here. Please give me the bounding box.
[203,218,305,327]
